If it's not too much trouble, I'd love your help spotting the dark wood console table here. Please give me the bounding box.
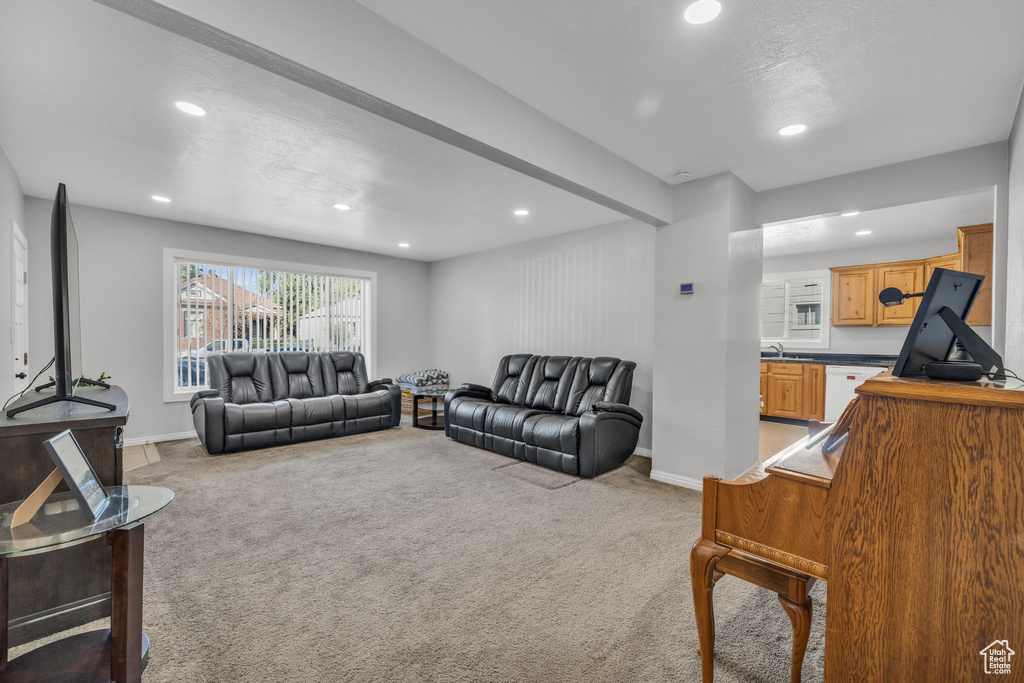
[0,385,129,646]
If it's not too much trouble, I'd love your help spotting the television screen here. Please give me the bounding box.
[52,183,83,396]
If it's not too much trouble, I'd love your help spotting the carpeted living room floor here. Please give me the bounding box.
[14,419,826,682]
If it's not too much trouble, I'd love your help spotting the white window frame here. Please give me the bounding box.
[163,248,377,403]
[760,269,831,350]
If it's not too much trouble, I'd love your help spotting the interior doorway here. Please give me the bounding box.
[11,219,29,393]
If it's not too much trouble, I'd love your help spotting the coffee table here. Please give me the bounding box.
[411,388,447,430]
[0,485,174,683]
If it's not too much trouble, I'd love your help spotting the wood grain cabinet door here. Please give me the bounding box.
[768,373,804,419]
[831,267,875,326]
[876,263,924,326]
[958,223,993,325]
[924,252,961,287]
[803,364,825,421]
[760,364,768,415]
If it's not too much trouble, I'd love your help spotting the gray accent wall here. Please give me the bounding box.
[23,197,430,442]
[427,219,655,451]
[0,144,25,405]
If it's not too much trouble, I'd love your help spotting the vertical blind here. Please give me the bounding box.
[175,260,368,391]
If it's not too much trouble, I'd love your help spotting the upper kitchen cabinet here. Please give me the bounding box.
[831,266,876,326]
[829,223,992,328]
[876,261,924,326]
[958,224,993,326]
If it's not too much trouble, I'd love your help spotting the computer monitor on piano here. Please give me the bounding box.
[888,267,1005,380]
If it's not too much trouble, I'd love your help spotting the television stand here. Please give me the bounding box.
[33,376,111,393]
[7,393,116,418]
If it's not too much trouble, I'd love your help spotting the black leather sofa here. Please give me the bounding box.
[190,351,401,454]
[444,354,643,477]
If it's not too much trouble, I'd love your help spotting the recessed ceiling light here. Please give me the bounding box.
[174,101,206,117]
[855,230,872,236]
[398,243,410,248]
[151,195,171,203]
[514,209,530,216]
[778,123,808,136]
[684,0,722,24]
[841,211,861,217]
[333,203,352,211]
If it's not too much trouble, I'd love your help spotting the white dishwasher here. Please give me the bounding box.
[824,365,886,422]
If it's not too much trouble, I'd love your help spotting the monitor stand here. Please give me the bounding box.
[7,377,117,417]
[937,306,1005,380]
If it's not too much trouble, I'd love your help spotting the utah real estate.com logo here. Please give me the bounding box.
[980,640,1015,675]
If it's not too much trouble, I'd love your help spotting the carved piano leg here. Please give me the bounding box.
[778,593,813,683]
[690,538,729,683]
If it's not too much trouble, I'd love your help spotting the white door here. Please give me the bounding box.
[11,220,29,392]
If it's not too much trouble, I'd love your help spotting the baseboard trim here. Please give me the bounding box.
[633,447,652,458]
[123,430,197,447]
[649,469,704,491]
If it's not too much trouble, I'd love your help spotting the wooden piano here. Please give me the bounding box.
[691,371,1024,682]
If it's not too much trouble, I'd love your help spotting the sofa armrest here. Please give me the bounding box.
[577,406,643,478]
[191,393,226,454]
[461,383,493,397]
[190,389,220,410]
[592,401,643,422]
[367,377,394,390]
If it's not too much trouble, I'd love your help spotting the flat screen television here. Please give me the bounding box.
[6,184,114,416]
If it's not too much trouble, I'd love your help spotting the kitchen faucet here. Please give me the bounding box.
[769,343,784,358]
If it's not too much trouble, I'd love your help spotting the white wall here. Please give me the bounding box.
[756,143,1009,354]
[427,219,655,451]
[764,235,992,354]
[23,197,431,443]
[0,144,26,405]
[653,173,761,485]
[1006,85,1024,371]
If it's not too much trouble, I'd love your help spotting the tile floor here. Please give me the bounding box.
[122,443,160,471]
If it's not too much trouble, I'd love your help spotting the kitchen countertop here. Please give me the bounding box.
[759,353,898,368]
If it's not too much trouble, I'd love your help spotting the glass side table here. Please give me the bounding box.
[411,387,448,430]
[0,485,174,683]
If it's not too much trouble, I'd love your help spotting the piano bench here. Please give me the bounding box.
[691,538,817,683]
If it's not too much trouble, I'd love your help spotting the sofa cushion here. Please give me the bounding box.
[522,413,580,454]
[524,356,581,411]
[287,396,335,427]
[224,400,291,433]
[484,404,543,441]
[269,352,326,400]
[448,396,492,432]
[209,353,273,405]
[321,351,369,396]
[490,354,536,404]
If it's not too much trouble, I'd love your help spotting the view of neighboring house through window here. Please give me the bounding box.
[760,271,829,348]
[175,260,369,391]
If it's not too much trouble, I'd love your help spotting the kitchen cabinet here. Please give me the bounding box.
[760,361,825,421]
[876,261,924,326]
[831,266,876,326]
[924,252,960,284]
[829,223,992,328]
[803,364,825,421]
[958,224,993,325]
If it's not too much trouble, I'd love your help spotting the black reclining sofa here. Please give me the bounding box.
[190,351,401,454]
[444,354,643,477]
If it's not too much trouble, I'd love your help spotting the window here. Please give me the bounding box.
[760,270,830,349]
[170,254,372,395]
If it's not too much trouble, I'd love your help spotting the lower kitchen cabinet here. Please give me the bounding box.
[761,361,825,421]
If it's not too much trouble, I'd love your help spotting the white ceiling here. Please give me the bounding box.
[762,190,994,258]
[0,1,624,262]
[356,0,1024,190]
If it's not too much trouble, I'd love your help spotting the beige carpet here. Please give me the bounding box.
[15,419,826,682]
